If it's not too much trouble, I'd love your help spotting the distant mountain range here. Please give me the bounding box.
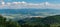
[0,9,60,21]
[0,9,60,14]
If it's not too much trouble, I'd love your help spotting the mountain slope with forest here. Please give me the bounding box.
[18,15,60,27]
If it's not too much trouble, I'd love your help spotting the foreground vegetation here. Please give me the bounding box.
[0,15,21,27]
[0,15,60,27]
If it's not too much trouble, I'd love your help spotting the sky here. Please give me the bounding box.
[0,0,60,9]
[4,0,46,3]
[3,0,60,4]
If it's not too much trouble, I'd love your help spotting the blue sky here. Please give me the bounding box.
[47,0,60,4]
[4,0,60,3]
[4,0,46,3]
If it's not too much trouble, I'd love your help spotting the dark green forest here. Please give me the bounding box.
[0,15,60,27]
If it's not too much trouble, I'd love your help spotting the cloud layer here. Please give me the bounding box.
[0,1,60,9]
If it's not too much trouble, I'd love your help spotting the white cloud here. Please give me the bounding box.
[2,2,5,5]
[0,1,60,9]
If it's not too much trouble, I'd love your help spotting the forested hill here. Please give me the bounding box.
[0,15,60,27]
[18,15,60,27]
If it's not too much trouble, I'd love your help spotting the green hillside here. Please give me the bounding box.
[18,15,60,27]
[0,15,60,27]
[0,15,21,27]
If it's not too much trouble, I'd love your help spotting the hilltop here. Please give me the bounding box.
[18,15,60,27]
